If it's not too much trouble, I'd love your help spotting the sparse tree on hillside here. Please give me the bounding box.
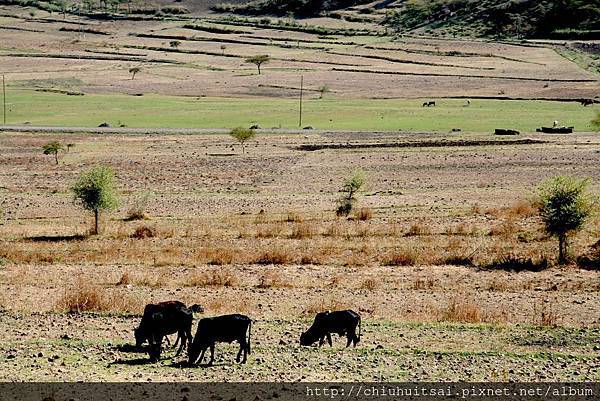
[72,166,119,235]
[336,168,366,217]
[169,40,181,49]
[129,66,140,80]
[245,55,270,75]
[537,176,594,264]
[318,84,330,99]
[220,44,227,55]
[42,141,64,165]
[592,112,600,131]
[229,127,256,154]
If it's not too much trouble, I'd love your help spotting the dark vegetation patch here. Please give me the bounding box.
[383,0,599,39]
[297,138,546,151]
[205,16,380,36]
[0,25,43,32]
[482,255,549,272]
[510,327,600,347]
[331,67,598,82]
[326,50,495,70]
[362,45,544,65]
[130,33,328,50]
[124,45,370,67]
[182,24,248,35]
[213,0,373,18]
[59,26,111,35]
[0,52,184,65]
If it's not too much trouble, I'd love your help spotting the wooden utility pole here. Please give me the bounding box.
[2,75,6,125]
[298,75,303,128]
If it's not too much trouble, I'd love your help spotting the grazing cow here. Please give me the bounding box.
[188,314,252,366]
[135,301,203,361]
[580,99,594,106]
[422,101,436,107]
[300,310,361,348]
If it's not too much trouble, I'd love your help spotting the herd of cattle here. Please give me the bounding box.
[134,301,362,366]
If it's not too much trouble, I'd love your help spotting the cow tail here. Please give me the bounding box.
[247,320,252,355]
[357,316,362,343]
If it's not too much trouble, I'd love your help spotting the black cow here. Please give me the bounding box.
[188,314,252,366]
[135,301,203,361]
[422,101,436,107]
[300,310,361,348]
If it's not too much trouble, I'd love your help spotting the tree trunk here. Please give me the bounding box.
[241,142,245,154]
[54,152,59,165]
[94,209,99,235]
[257,65,261,75]
[558,233,568,264]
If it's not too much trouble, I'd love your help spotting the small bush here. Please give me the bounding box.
[484,254,549,272]
[125,191,154,221]
[405,222,430,236]
[207,248,235,265]
[289,223,316,239]
[254,249,292,265]
[131,225,156,239]
[189,268,238,287]
[354,207,373,221]
[383,248,418,266]
[440,296,483,323]
[56,281,104,313]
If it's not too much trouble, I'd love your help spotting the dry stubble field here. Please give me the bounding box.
[0,130,599,381]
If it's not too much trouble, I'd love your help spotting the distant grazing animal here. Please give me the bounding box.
[466,99,471,106]
[553,121,558,127]
[580,99,594,106]
[422,101,436,107]
[188,314,252,366]
[300,310,361,348]
[135,301,203,361]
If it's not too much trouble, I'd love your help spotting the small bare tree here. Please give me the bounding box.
[129,66,141,80]
[169,40,181,49]
[42,141,64,165]
[220,44,227,55]
[245,55,270,75]
[229,127,256,154]
[318,84,330,99]
[336,168,366,217]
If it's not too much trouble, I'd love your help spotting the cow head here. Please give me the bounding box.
[134,327,146,348]
[299,330,317,346]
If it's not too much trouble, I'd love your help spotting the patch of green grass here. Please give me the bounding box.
[3,89,598,132]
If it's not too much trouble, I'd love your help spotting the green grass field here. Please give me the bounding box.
[3,89,598,132]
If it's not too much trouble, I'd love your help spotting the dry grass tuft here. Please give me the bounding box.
[440,295,484,323]
[289,223,317,239]
[303,298,350,315]
[188,268,238,287]
[405,222,431,237]
[55,278,141,313]
[508,199,537,219]
[202,248,235,265]
[254,248,293,265]
[413,277,436,290]
[131,225,157,239]
[285,211,304,223]
[383,248,419,266]
[256,223,284,238]
[354,207,373,221]
[359,277,379,291]
[116,272,131,286]
[532,298,560,327]
[256,270,291,288]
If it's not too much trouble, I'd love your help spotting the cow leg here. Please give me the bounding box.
[175,332,185,356]
[198,348,206,365]
[318,336,325,347]
[165,335,172,347]
[346,334,353,348]
[326,334,333,347]
[208,344,215,366]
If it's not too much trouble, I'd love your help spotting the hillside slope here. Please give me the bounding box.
[211,0,600,38]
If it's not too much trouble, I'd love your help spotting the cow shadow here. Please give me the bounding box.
[115,343,145,353]
[110,357,154,366]
[25,234,86,242]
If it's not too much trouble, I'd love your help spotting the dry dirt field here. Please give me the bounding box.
[0,130,599,381]
[1,5,598,100]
